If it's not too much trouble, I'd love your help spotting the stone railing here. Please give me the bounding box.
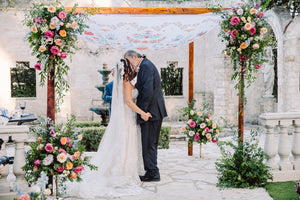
[259,111,300,181]
[0,125,30,199]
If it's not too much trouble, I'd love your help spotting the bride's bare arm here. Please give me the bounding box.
[123,80,152,121]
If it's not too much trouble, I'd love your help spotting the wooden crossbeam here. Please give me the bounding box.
[65,7,215,14]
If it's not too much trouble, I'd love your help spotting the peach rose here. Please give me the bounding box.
[57,153,67,163]
[48,6,56,13]
[66,23,71,28]
[33,166,38,172]
[55,39,63,46]
[39,45,46,52]
[250,8,257,15]
[247,16,251,22]
[50,23,56,30]
[60,137,67,145]
[252,43,259,49]
[18,193,30,200]
[70,172,77,179]
[72,22,78,29]
[73,151,80,160]
[78,134,83,141]
[244,23,252,30]
[66,161,73,170]
[59,30,67,37]
[260,27,268,34]
[31,26,38,33]
[240,42,247,49]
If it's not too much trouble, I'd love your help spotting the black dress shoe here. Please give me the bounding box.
[140,172,160,182]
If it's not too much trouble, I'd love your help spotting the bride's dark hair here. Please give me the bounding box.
[121,58,137,82]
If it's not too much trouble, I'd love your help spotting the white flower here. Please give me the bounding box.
[44,188,51,196]
[57,153,67,163]
[190,110,195,115]
[66,23,71,28]
[50,17,59,24]
[189,131,195,136]
[41,27,48,33]
[237,9,243,15]
[200,123,206,129]
[28,185,40,194]
[45,38,53,45]
[43,154,54,166]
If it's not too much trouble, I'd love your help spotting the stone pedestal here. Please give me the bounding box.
[259,97,276,113]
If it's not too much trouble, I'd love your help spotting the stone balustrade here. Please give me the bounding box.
[259,111,300,181]
[0,125,30,199]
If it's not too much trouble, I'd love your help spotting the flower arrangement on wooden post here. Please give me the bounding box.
[22,116,97,198]
[23,1,89,109]
[212,0,274,142]
[180,99,221,157]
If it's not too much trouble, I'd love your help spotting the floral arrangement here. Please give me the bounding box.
[23,1,89,106]
[180,99,221,145]
[216,0,273,97]
[22,116,97,186]
[295,181,300,196]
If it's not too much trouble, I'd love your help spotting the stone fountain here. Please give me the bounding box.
[89,63,111,126]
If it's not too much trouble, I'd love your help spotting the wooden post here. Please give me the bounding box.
[189,41,194,104]
[47,69,55,123]
[238,72,244,142]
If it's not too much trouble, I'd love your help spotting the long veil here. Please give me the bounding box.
[66,60,143,198]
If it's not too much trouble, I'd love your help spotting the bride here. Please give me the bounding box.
[67,58,151,198]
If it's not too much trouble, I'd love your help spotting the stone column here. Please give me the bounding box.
[292,119,300,170]
[278,120,293,170]
[264,123,278,169]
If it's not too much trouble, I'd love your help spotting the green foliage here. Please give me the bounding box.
[215,129,273,188]
[161,62,183,96]
[266,181,299,200]
[80,127,106,152]
[74,121,103,128]
[158,126,171,149]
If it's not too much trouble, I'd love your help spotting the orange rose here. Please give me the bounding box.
[240,42,247,49]
[33,166,38,172]
[60,137,67,145]
[260,27,268,34]
[181,127,186,131]
[250,8,257,15]
[73,151,80,159]
[70,172,77,179]
[39,45,46,52]
[55,39,63,46]
[66,161,73,170]
[244,23,252,30]
[59,30,67,37]
[224,29,229,33]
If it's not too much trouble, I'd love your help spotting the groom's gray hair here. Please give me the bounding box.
[124,50,143,58]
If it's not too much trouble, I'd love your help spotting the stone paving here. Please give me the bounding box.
[64,128,273,200]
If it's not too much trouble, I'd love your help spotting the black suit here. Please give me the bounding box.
[135,58,167,175]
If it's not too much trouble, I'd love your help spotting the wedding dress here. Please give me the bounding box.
[67,62,144,198]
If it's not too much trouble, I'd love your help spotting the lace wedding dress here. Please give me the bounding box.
[67,63,144,198]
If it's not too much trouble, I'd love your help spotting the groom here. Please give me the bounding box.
[124,50,168,182]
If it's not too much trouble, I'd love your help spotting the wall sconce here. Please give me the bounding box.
[5,136,16,191]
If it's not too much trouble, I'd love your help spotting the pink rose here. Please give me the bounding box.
[57,166,64,172]
[45,143,54,153]
[257,12,264,19]
[205,127,210,133]
[256,64,262,69]
[34,63,41,70]
[60,52,67,59]
[34,159,40,166]
[194,135,200,142]
[240,56,246,62]
[45,30,54,38]
[230,29,238,38]
[68,143,72,148]
[50,46,60,55]
[57,11,67,20]
[189,121,196,128]
[249,27,256,35]
[59,148,67,154]
[74,165,83,173]
[230,16,240,26]
[212,139,217,143]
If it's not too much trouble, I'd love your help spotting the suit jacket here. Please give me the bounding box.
[103,81,113,114]
[135,58,168,124]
